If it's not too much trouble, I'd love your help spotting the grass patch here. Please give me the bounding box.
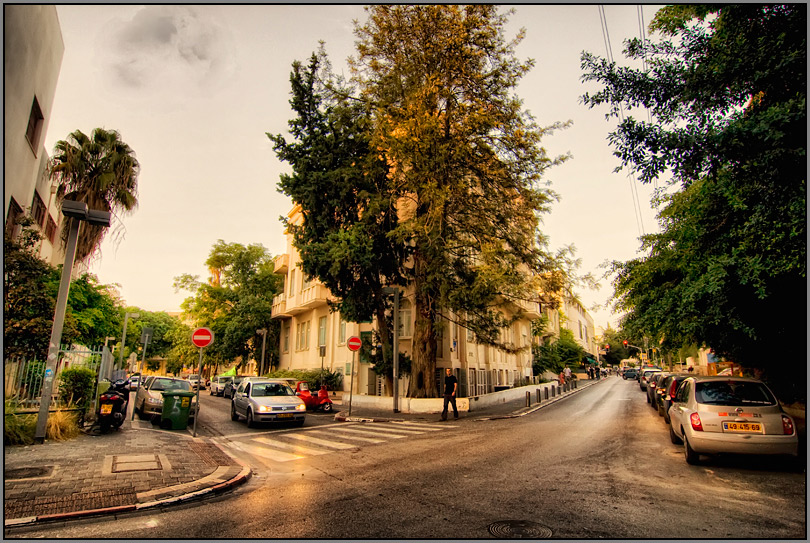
[4,400,81,445]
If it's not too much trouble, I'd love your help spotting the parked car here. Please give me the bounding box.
[668,376,798,465]
[230,379,306,427]
[210,375,233,396]
[646,372,669,404]
[656,373,690,422]
[223,376,249,399]
[128,374,140,391]
[639,368,662,391]
[622,368,638,380]
[187,374,203,391]
[134,376,198,422]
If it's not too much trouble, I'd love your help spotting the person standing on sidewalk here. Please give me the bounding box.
[564,366,572,383]
[441,368,458,421]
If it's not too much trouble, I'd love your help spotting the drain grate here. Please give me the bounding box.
[5,466,54,480]
[488,520,553,539]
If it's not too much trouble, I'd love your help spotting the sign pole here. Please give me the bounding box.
[192,346,203,437]
[348,350,356,417]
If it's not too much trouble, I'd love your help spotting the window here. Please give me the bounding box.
[302,276,312,290]
[282,324,290,353]
[25,97,44,152]
[318,316,327,346]
[5,198,23,240]
[339,318,347,344]
[288,269,296,297]
[398,300,412,337]
[31,191,46,228]
[296,320,310,350]
[44,215,57,243]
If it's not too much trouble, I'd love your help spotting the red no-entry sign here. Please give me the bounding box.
[191,327,214,348]
[347,336,362,352]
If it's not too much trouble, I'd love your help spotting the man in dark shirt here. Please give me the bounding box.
[441,368,458,421]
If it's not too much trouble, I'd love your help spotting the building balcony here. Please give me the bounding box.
[271,294,292,319]
[299,283,330,309]
[272,284,331,319]
[516,298,542,319]
[274,254,289,275]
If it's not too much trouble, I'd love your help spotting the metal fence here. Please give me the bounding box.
[4,345,116,410]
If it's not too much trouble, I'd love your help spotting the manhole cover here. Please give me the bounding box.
[5,466,54,480]
[488,520,553,539]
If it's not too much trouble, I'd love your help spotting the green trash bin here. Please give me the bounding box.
[160,391,195,430]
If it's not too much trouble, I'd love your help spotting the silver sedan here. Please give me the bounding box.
[668,376,798,464]
[230,379,306,428]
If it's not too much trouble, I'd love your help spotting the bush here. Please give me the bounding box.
[264,368,343,391]
[58,366,97,414]
[4,400,80,445]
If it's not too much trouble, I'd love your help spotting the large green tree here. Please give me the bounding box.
[581,5,805,392]
[174,240,282,373]
[351,5,568,397]
[48,128,140,262]
[271,50,407,385]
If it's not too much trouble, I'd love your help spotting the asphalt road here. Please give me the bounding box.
[8,377,805,539]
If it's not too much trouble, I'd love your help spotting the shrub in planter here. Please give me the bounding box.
[58,366,96,416]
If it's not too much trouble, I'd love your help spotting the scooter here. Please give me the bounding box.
[295,381,333,413]
[96,379,130,433]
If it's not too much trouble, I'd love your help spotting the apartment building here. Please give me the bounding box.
[270,205,541,398]
[5,5,66,265]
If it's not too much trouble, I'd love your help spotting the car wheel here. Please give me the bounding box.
[684,435,700,465]
[230,402,239,421]
[669,423,682,444]
[246,409,255,428]
[322,403,333,413]
[137,401,147,419]
[294,420,305,427]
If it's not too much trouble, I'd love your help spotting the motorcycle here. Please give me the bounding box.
[295,381,334,413]
[96,378,130,433]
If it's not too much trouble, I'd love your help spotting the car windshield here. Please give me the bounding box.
[150,379,191,392]
[251,383,294,397]
[695,381,777,406]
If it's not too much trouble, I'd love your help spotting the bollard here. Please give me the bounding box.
[544,388,549,400]
[573,379,577,389]
[557,385,562,395]
[526,391,531,407]
[551,386,556,398]
[536,389,542,403]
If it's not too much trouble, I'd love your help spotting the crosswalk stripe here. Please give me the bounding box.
[253,437,330,457]
[228,440,304,462]
[385,421,455,431]
[328,427,401,440]
[285,432,357,449]
[365,424,430,435]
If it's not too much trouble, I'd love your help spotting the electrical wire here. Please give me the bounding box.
[599,5,646,236]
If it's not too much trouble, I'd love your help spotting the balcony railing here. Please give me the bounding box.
[274,254,289,275]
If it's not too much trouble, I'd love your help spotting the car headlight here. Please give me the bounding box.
[258,405,271,413]
[296,403,306,412]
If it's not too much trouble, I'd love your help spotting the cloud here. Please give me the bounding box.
[98,6,236,100]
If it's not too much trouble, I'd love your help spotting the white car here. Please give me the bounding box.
[230,379,306,428]
[210,375,232,396]
[134,376,198,421]
[668,376,798,464]
[187,374,203,391]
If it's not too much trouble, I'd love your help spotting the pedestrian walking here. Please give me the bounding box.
[441,368,459,421]
[564,366,572,382]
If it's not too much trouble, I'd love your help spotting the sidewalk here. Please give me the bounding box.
[4,378,601,528]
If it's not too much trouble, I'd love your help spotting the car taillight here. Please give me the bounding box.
[782,415,795,435]
[690,413,703,431]
[100,393,114,401]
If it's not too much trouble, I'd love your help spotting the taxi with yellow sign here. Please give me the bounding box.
[668,376,798,464]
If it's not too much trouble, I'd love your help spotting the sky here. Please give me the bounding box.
[44,4,664,331]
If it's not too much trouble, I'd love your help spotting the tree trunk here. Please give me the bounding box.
[408,251,438,398]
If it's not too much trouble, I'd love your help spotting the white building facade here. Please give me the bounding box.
[4,5,66,265]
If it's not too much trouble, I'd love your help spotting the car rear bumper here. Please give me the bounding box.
[687,429,798,456]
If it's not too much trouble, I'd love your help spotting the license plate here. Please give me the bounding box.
[723,421,763,433]
[100,403,113,414]
[276,413,293,418]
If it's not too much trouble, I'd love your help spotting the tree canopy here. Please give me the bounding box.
[581,5,805,391]
[174,240,282,373]
[48,128,140,262]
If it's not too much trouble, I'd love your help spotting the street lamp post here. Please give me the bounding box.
[118,312,140,371]
[256,328,267,375]
[382,287,401,413]
[34,201,110,443]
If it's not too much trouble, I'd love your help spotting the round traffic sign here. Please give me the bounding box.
[191,327,214,348]
[347,336,362,352]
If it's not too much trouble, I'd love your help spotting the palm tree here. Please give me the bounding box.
[48,128,139,262]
